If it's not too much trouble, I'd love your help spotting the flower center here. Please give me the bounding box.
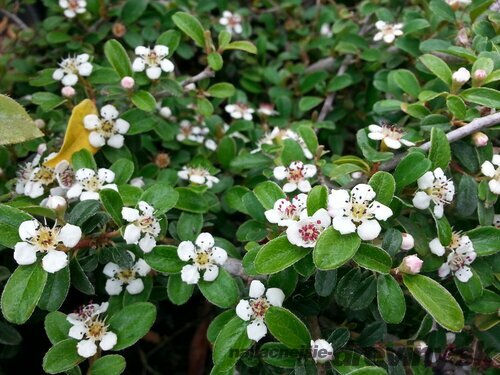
[350,203,370,222]
[117,269,136,283]
[250,297,270,318]
[86,318,107,340]
[288,168,304,182]
[34,166,55,184]
[298,222,321,243]
[34,227,57,251]
[82,176,101,191]
[99,120,115,136]
[68,0,80,10]
[137,215,158,234]
[61,58,78,74]
[449,254,466,271]
[146,52,160,66]
[195,251,211,268]
[426,181,452,204]
[382,125,403,140]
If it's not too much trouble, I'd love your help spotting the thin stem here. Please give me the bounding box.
[0,9,28,30]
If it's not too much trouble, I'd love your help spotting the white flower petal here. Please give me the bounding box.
[160,59,175,73]
[107,134,124,149]
[236,299,252,321]
[417,172,434,190]
[123,224,141,244]
[273,167,288,180]
[138,233,156,253]
[42,250,68,273]
[103,262,120,277]
[115,119,130,134]
[297,180,312,193]
[211,247,228,265]
[247,318,267,342]
[59,223,82,247]
[126,278,144,294]
[18,220,39,241]
[455,266,473,282]
[13,242,37,265]
[266,288,285,307]
[195,233,215,250]
[332,217,356,235]
[105,279,124,295]
[132,57,146,72]
[429,238,445,256]
[146,66,162,80]
[133,258,151,276]
[412,191,431,210]
[383,137,401,150]
[357,219,382,241]
[77,339,97,358]
[180,264,200,285]
[62,73,78,86]
[203,265,219,282]
[177,241,196,261]
[80,191,100,201]
[249,280,265,298]
[438,262,451,278]
[68,324,86,340]
[99,331,117,351]
[122,207,140,222]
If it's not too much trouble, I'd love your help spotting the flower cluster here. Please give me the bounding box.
[53,54,93,86]
[67,168,118,201]
[103,251,151,295]
[430,233,477,282]
[273,161,317,193]
[122,202,161,253]
[413,168,455,218]
[83,105,130,149]
[132,45,175,80]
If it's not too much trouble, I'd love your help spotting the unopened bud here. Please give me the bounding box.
[112,22,126,38]
[310,339,334,364]
[45,195,67,211]
[120,76,135,89]
[446,332,456,345]
[414,341,428,356]
[61,86,75,98]
[130,177,145,188]
[351,171,363,179]
[154,153,170,169]
[452,67,470,84]
[159,106,172,119]
[472,132,488,147]
[473,69,487,81]
[398,255,423,275]
[400,233,415,251]
[34,119,46,129]
[37,143,47,154]
[185,83,196,91]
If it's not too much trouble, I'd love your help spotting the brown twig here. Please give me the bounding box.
[0,9,28,30]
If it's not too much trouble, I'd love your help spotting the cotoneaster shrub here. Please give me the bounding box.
[0,0,499,374]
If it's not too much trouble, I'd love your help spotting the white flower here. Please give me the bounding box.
[452,67,471,84]
[55,160,76,190]
[446,0,471,9]
[225,103,254,121]
[24,165,56,198]
[103,251,151,295]
[438,247,477,283]
[15,150,47,197]
[13,219,81,273]
[177,233,228,284]
[328,184,393,241]
[235,280,285,342]
[52,54,93,86]
[59,0,86,18]
[178,167,219,188]
[67,168,118,201]
[412,168,455,219]
[83,104,130,149]
[273,161,317,193]
[264,194,308,227]
[67,302,117,358]
[252,128,313,159]
[429,232,474,257]
[373,21,403,44]
[286,209,331,248]
[176,120,209,145]
[367,124,415,150]
[132,45,174,80]
[311,339,334,363]
[320,24,333,38]
[219,11,243,34]
[122,201,161,253]
[480,155,500,195]
[257,103,278,116]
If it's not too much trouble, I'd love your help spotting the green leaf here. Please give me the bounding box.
[44,311,72,344]
[224,41,257,54]
[253,181,285,210]
[455,271,483,304]
[207,52,224,71]
[38,266,70,312]
[455,175,477,218]
[32,92,66,111]
[175,187,208,213]
[108,302,156,350]
[207,310,236,343]
[377,274,406,324]
[0,204,33,247]
[212,316,252,371]
[393,153,431,191]
[172,12,206,48]
[368,171,395,206]
[255,236,311,274]
[110,158,134,185]
[260,342,296,368]
[446,95,466,119]
[434,214,452,246]
[327,74,354,92]
[42,339,84,374]
[71,148,96,170]
[315,270,337,297]
[460,88,500,108]
[356,129,393,163]
[104,40,132,78]
[307,185,328,215]
[0,321,22,345]
[298,125,318,155]
[0,94,43,145]
[391,69,420,98]
[198,268,239,308]
[353,244,392,274]
[1,263,48,324]
[167,273,194,305]
[299,96,323,112]
[403,274,464,332]
[207,82,235,98]
[69,258,95,295]
[140,183,179,215]
[100,189,124,226]
[428,127,451,169]
[90,355,126,375]
[345,367,387,375]
[264,307,311,348]
[177,212,203,241]
[313,227,361,270]
[131,91,157,112]
[335,269,376,310]
[156,30,181,56]
[217,137,236,169]
[196,97,214,116]
[419,54,452,87]
[332,350,372,374]
[121,0,148,24]
[429,0,455,22]
[467,290,500,314]
[466,227,500,256]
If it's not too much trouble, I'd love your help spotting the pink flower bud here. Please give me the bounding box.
[472,132,488,147]
[400,233,415,250]
[61,86,75,98]
[34,119,46,129]
[473,69,487,81]
[120,76,135,89]
[399,255,423,274]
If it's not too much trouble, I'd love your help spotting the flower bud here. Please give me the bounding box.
[414,340,428,356]
[398,255,423,275]
[400,233,415,250]
[37,143,47,154]
[452,67,470,84]
[310,339,334,364]
[112,22,126,38]
[45,195,67,211]
[472,132,488,147]
[61,86,76,98]
[159,106,172,119]
[446,332,456,345]
[473,69,487,81]
[120,76,135,89]
[130,177,145,188]
[351,171,363,179]
[34,119,46,129]
[185,83,196,91]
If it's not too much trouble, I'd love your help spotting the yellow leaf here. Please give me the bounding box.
[44,99,99,168]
